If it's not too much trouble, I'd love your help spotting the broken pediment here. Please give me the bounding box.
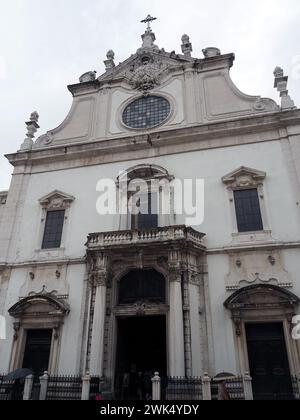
[99,48,187,92]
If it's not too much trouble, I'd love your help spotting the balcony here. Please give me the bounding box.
[86,225,206,251]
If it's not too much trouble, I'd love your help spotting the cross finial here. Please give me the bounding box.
[141,14,157,32]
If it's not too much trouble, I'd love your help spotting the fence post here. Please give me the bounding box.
[39,371,49,401]
[152,372,161,401]
[23,374,34,400]
[202,373,212,401]
[82,372,91,401]
[243,372,254,401]
[297,372,300,397]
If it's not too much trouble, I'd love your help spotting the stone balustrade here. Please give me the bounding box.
[86,225,205,250]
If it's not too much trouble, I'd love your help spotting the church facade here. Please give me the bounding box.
[1,18,300,400]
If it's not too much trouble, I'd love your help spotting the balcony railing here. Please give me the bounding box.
[86,225,206,250]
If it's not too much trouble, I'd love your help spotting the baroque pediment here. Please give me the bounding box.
[99,49,187,92]
[39,190,75,210]
[222,166,266,188]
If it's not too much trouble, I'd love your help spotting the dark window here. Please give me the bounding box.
[119,269,166,304]
[42,210,65,249]
[123,96,171,129]
[131,192,158,230]
[234,189,263,232]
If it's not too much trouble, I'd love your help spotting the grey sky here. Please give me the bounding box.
[0,0,300,190]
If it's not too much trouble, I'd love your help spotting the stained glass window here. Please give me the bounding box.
[123,96,171,129]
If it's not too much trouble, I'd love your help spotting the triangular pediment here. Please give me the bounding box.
[39,190,75,209]
[222,166,266,187]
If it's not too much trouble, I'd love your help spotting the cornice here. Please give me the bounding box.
[6,109,300,169]
[206,241,300,254]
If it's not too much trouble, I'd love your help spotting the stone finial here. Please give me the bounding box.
[20,111,40,151]
[30,111,39,123]
[106,50,115,60]
[104,50,115,71]
[273,66,295,110]
[202,47,221,58]
[274,66,284,78]
[181,34,193,57]
[79,71,97,83]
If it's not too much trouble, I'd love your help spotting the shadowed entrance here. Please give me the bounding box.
[115,315,167,400]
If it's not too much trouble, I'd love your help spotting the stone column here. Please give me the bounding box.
[39,371,49,401]
[202,373,212,401]
[243,372,254,401]
[168,263,185,377]
[152,372,161,401]
[23,374,34,400]
[82,372,91,401]
[182,271,192,377]
[89,254,108,377]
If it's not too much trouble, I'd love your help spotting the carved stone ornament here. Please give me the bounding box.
[133,301,147,316]
[39,190,75,210]
[126,53,168,92]
[28,285,58,297]
[222,166,266,189]
[35,132,54,147]
[225,251,292,291]
[79,71,97,83]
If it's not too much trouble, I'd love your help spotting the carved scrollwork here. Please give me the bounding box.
[126,53,169,92]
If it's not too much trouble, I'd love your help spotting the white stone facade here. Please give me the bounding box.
[0,22,300,399]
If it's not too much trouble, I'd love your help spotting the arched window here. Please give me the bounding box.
[117,164,175,230]
[118,269,166,305]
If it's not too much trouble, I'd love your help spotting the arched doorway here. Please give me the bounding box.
[224,284,300,400]
[8,291,70,377]
[115,269,168,399]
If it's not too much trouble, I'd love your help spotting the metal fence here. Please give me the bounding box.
[0,375,14,401]
[46,375,82,401]
[165,377,203,400]
[89,376,101,400]
[211,377,245,401]
[291,376,300,400]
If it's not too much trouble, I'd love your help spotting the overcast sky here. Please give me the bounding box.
[0,0,300,190]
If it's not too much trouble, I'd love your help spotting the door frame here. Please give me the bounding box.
[113,314,168,395]
[224,284,300,379]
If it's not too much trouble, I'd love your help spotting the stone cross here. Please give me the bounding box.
[141,14,157,32]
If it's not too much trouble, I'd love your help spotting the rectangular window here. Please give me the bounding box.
[234,189,263,233]
[131,192,158,230]
[42,210,65,249]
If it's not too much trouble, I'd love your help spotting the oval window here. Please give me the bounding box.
[122,96,171,129]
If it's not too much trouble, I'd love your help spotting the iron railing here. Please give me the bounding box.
[0,375,14,400]
[89,376,101,400]
[291,376,300,400]
[46,375,82,401]
[211,377,245,401]
[164,377,203,401]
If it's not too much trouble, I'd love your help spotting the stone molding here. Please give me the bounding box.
[7,110,300,169]
[222,166,266,189]
[39,190,75,210]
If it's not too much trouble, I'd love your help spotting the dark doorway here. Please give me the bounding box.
[22,330,53,377]
[115,316,167,400]
[246,323,293,400]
